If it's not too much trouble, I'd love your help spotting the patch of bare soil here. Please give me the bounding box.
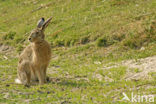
[0,44,14,54]
[102,55,156,81]
[123,56,156,80]
[0,44,17,58]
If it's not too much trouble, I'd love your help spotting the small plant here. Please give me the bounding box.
[70,39,78,46]
[55,40,65,47]
[96,36,114,47]
[16,44,23,52]
[2,31,16,40]
[80,35,90,44]
[112,33,125,41]
[122,38,137,49]
[15,37,25,44]
[134,68,140,73]
[64,39,71,47]
[148,72,156,80]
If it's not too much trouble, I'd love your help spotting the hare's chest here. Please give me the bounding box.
[32,47,48,62]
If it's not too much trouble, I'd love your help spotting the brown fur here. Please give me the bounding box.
[16,17,52,85]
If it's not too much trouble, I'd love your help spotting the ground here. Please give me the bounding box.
[0,43,156,104]
[0,0,156,104]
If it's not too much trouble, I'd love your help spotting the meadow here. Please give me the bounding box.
[0,0,156,103]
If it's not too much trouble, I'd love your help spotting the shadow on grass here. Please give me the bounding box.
[12,76,106,88]
[48,77,90,88]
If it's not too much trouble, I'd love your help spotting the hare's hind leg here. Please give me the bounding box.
[17,61,31,86]
[26,71,31,86]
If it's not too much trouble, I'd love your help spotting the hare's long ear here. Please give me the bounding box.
[41,17,52,31]
[37,18,45,28]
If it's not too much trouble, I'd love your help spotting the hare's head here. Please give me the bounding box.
[29,17,52,43]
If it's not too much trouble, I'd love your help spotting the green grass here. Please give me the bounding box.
[0,54,156,103]
[0,0,156,103]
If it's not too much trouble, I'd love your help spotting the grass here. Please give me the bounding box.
[0,0,156,103]
[0,54,156,103]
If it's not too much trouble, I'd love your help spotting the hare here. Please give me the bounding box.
[15,17,52,85]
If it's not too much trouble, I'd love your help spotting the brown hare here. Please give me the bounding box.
[15,17,52,85]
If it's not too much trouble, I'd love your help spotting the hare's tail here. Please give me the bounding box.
[15,78,22,84]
